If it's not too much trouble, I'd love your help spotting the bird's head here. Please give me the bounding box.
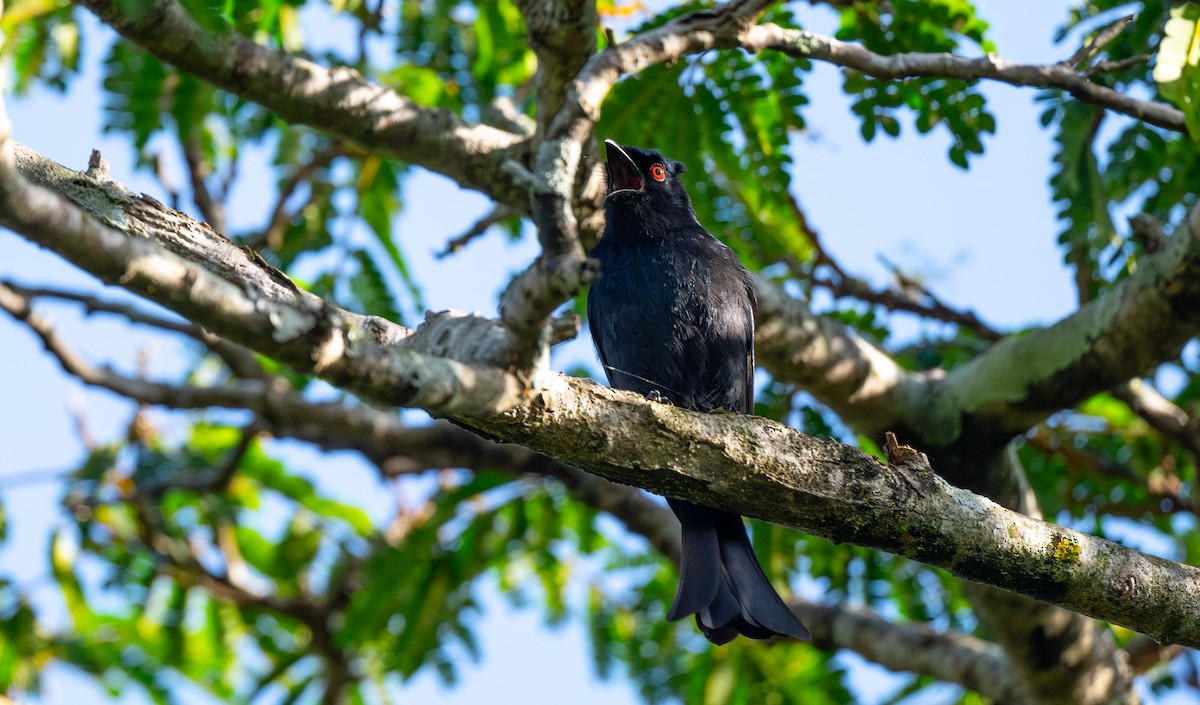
[603,139,692,216]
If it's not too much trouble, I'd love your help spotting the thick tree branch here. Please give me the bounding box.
[460,382,1200,648]
[514,0,599,134]
[10,5,1194,701]
[794,600,1029,704]
[13,131,907,445]
[5,93,1197,670]
[0,139,525,416]
[753,278,919,434]
[915,205,1200,449]
[76,0,532,211]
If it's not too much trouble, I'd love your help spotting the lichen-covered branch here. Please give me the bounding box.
[0,283,1030,701]
[0,138,524,417]
[917,204,1200,448]
[2,287,1034,700]
[463,378,1200,648]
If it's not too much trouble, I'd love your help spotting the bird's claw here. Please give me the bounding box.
[645,390,672,405]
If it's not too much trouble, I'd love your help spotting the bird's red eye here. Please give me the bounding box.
[649,164,666,181]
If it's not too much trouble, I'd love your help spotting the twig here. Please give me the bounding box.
[150,150,181,211]
[137,422,261,498]
[1026,424,1190,516]
[1129,214,1167,254]
[5,280,197,334]
[182,135,227,233]
[1123,633,1184,675]
[548,311,579,345]
[1112,380,1196,452]
[436,205,515,259]
[1086,54,1151,78]
[1111,378,1200,514]
[785,191,848,282]
[786,193,1003,340]
[1065,14,1137,69]
[1,280,268,380]
[0,281,275,409]
[813,272,1003,340]
[252,141,343,251]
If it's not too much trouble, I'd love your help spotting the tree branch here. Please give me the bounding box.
[181,135,227,233]
[76,0,532,211]
[753,277,917,434]
[460,383,1200,648]
[436,205,516,259]
[250,141,344,251]
[794,599,1029,704]
[513,0,599,134]
[5,97,1199,658]
[0,274,1154,702]
[741,24,1186,133]
[1113,379,1200,460]
[916,204,1200,448]
[0,139,525,416]
[1,280,267,379]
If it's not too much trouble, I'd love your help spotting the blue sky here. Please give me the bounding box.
[3,1,1185,704]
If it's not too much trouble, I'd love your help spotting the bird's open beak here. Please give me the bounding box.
[604,139,644,195]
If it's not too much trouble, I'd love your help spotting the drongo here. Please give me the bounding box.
[586,139,811,645]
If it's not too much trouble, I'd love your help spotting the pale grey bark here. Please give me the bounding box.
[915,202,1200,448]
[0,141,526,417]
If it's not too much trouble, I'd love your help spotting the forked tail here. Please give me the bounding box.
[665,499,811,645]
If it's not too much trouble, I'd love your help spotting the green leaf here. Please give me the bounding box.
[356,156,425,317]
[1154,2,1200,139]
[350,249,403,322]
[2,0,79,93]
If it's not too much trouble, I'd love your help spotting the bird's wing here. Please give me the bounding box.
[744,274,757,415]
[586,280,614,385]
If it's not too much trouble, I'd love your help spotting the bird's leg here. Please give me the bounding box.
[645,389,673,405]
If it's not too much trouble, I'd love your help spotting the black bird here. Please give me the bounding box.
[586,139,811,645]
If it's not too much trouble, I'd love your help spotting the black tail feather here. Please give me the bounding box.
[666,499,810,644]
[665,500,721,621]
